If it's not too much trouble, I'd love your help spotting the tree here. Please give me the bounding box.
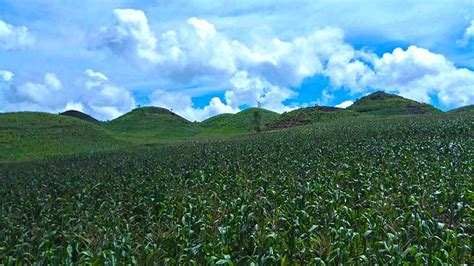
[253,110,262,133]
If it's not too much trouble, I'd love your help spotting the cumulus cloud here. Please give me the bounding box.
[5,11,471,120]
[148,71,295,121]
[90,11,379,119]
[368,46,474,107]
[457,20,474,46]
[0,20,35,50]
[149,89,236,121]
[9,73,64,112]
[64,101,85,112]
[335,100,353,108]
[0,70,14,82]
[90,9,160,63]
[80,69,136,120]
[85,69,108,81]
[0,70,14,112]
[226,71,295,112]
[52,11,471,119]
[315,89,333,106]
[0,70,135,120]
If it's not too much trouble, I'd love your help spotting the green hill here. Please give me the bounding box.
[0,112,124,161]
[60,110,100,124]
[104,107,200,142]
[267,106,360,129]
[348,91,442,115]
[448,105,473,114]
[200,108,280,134]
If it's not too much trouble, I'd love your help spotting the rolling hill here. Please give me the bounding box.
[200,108,280,134]
[60,110,100,124]
[348,91,442,115]
[0,112,124,161]
[1,91,471,161]
[267,106,360,129]
[104,107,200,142]
[448,104,473,114]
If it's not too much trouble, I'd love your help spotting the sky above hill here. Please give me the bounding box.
[0,0,473,121]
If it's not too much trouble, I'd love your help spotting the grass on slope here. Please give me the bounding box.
[448,104,474,114]
[60,110,100,124]
[104,107,201,143]
[200,108,280,134]
[348,91,442,115]
[0,112,125,161]
[268,106,360,129]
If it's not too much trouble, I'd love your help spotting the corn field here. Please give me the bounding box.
[1,115,473,264]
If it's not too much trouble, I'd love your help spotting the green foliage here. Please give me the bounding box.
[268,106,360,129]
[104,107,279,142]
[1,114,472,264]
[104,107,202,143]
[253,110,262,133]
[60,110,100,124]
[348,91,442,115]
[448,105,474,114]
[200,108,279,134]
[0,112,125,161]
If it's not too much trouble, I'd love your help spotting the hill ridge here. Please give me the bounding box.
[348,91,442,115]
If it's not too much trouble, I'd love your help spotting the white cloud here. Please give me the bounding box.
[315,89,333,105]
[2,72,66,113]
[0,70,14,112]
[1,70,135,120]
[64,101,84,112]
[44,73,62,90]
[457,20,474,46]
[227,71,294,112]
[16,73,63,108]
[149,89,193,112]
[85,69,108,81]
[81,70,136,120]
[335,100,353,108]
[368,46,474,107]
[88,11,470,113]
[90,9,160,63]
[92,11,367,89]
[149,70,293,121]
[0,70,14,82]
[0,20,35,50]
[187,17,217,40]
[149,89,237,121]
[92,12,376,117]
[5,9,468,120]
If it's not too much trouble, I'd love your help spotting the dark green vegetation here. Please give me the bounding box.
[268,106,360,129]
[449,104,474,114]
[200,108,279,134]
[0,92,456,161]
[0,112,124,161]
[60,110,100,124]
[103,107,280,143]
[348,91,442,116]
[1,113,472,264]
[104,107,200,143]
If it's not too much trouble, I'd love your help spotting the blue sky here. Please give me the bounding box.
[0,0,473,120]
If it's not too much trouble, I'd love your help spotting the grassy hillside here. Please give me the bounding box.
[268,106,360,129]
[104,107,200,143]
[200,108,280,134]
[2,114,472,264]
[448,104,473,114]
[60,110,100,124]
[348,91,442,115]
[0,112,124,161]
